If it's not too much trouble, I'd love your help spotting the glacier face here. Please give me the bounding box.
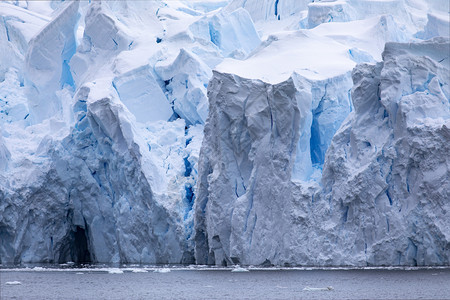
[320,38,450,266]
[196,37,450,266]
[0,0,449,266]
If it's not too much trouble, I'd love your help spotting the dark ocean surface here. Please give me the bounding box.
[1,266,449,299]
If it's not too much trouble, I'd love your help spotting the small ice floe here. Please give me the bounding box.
[231,266,249,272]
[75,272,84,275]
[153,268,171,273]
[131,268,148,273]
[303,286,334,291]
[6,281,22,285]
[108,268,124,274]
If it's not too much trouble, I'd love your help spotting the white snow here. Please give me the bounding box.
[217,30,356,83]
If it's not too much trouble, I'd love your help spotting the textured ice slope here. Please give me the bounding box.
[0,0,261,265]
[26,1,79,123]
[195,38,450,266]
[194,28,357,264]
[0,0,220,264]
[320,37,450,266]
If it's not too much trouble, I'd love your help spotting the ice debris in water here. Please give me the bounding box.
[131,269,148,273]
[5,281,22,285]
[154,268,171,273]
[231,266,250,272]
[303,286,334,291]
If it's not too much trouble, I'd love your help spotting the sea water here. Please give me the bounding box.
[1,266,449,299]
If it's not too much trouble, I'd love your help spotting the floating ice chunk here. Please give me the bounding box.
[113,65,172,123]
[131,269,148,273]
[231,266,249,272]
[108,268,124,274]
[303,286,334,291]
[5,281,22,285]
[154,268,171,273]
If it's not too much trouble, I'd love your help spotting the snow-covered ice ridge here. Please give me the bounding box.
[0,0,448,266]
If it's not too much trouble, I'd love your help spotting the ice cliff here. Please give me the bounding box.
[195,37,450,266]
[0,0,449,266]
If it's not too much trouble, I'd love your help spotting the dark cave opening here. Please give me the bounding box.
[59,225,92,264]
[73,226,91,264]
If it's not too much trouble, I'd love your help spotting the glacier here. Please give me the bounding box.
[0,0,449,267]
[195,37,450,266]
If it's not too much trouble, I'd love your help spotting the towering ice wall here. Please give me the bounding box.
[195,38,450,266]
[320,37,450,266]
[194,73,302,265]
[0,84,189,264]
[0,0,208,264]
[0,0,262,265]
